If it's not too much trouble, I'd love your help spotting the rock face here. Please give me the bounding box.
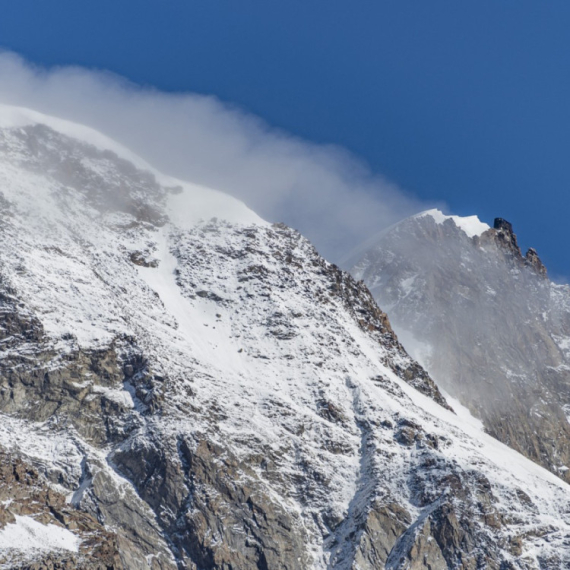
[349,209,570,484]
[492,217,547,277]
[1,108,570,568]
[0,450,122,569]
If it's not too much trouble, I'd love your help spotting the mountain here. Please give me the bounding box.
[1,107,570,569]
[348,209,570,484]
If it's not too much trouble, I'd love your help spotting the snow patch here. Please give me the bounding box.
[90,385,135,409]
[0,515,80,554]
[166,179,264,228]
[416,208,490,238]
[400,275,417,297]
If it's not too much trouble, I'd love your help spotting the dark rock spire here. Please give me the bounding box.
[492,218,547,277]
[493,218,522,258]
[525,247,547,277]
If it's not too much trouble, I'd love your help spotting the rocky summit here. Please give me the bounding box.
[1,107,570,569]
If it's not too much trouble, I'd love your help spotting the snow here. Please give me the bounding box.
[166,180,263,228]
[394,328,434,371]
[0,102,262,228]
[416,208,490,238]
[404,381,567,491]
[346,320,570,564]
[91,385,135,409]
[0,104,263,349]
[341,208,489,270]
[1,102,570,567]
[0,415,84,490]
[0,515,80,554]
[400,274,417,296]
[347,311,567,494]
[0,102,150,171]
[136,229,237,373]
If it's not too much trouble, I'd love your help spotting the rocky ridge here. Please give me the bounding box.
[487,218,547,277]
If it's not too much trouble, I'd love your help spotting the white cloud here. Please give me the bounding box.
[0,51,438,261]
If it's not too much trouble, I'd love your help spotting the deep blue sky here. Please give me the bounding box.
[1,1,570,276]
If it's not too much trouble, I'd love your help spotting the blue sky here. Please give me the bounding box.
[1,1,570,275]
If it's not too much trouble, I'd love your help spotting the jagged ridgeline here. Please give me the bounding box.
[350,210,570,484]
[1,105,570,569]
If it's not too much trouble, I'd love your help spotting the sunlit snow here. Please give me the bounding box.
[416,208,490,238]
[0,515,80,555]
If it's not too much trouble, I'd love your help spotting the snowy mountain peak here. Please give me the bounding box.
[340,208,490,270]
[414,208,490,238]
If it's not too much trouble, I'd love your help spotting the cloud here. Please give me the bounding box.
[0,51,436,261]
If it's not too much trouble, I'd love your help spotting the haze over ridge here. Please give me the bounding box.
[0,51,441,262]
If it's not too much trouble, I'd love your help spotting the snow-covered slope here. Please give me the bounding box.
[1,107,570,569]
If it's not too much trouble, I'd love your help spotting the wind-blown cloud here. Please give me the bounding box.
[0,51,436,261]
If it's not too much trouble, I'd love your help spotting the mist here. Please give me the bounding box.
[0,51,437,262]
[349,213,564,414]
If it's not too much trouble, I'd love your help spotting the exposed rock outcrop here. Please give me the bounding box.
[525,247,547,277]
[0,450,122,569]
[478,217,547,278]
[490,217,523,258]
